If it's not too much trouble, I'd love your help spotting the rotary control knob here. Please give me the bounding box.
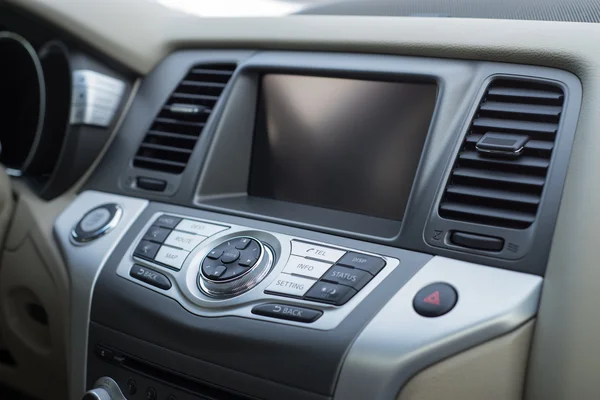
[198,237,274,298]
[82,377,126,400]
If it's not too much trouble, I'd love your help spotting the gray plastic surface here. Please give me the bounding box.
[90,200,431,397]
[53,191,148,400]
[85,50,580,276]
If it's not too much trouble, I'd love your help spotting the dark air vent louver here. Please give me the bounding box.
[133,64,236,173]
[439,79,565,229]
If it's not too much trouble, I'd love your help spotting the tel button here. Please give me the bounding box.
[252,303,322,323]
[413,282,458,318]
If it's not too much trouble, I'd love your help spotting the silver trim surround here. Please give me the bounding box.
[70,70,126,127]
[117,212,402,331]
[54,191,148,400]
[334,256,543,400]
[70,204,123,244]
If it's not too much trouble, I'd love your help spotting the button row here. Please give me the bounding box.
[134,215,228,270]
[266,241,387,306]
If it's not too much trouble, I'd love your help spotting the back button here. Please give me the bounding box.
[252,303,322,323]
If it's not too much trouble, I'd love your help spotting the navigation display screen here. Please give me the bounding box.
[249,74,437,220]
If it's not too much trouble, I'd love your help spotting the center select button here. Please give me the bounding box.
[283,255,332,279]
[154,246,189,270]
[291,240,346,263]
[164,230,206,251]
[265,274,316,297]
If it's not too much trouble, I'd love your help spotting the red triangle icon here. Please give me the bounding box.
[423,290,441,306]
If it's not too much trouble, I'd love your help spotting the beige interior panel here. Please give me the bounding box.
[398,320,535,400]
[0,182,72,400]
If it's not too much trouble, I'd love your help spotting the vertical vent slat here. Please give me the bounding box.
[438,78,565,229]
[133,63,236,174]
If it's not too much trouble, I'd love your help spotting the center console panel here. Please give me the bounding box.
[53,49,581,400]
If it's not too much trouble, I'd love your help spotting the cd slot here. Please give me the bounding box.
[96,345,251,400]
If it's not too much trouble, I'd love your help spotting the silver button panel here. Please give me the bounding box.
[120,212,402,330]
[70,70,126,127]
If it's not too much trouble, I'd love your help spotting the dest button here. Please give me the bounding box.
[252,303,323,323]
[413,282,458,318]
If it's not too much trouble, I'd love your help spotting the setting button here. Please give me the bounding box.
[283,255,332,279]
[337,252,386,275]
[164,230,205,251]
[176,219,227,237]
[130,265,171,290]
[305,282,357,305]
[322,265,373,290]
[155,246,188,270]
[134,240,160,260]
[291,240,345,263]
[252,303,323,323]
[155,215,182,229]
[265,274,315,297]
[143,226,170,243]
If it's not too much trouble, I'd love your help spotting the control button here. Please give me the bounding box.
[413,283,458,318]
[220,265,248,280]
[127,379,137,395]
[207,265,227,279]
[291,241,345,263]
[235,237,252,250]
[176,219,227,237]
[304,282,357,305]
[239,257,258,267]
[80,208,111,232]
[252,303,323,323]
[155,246,188,270]
[337,252,386,275]
[283,255,332,279]
[164,230,205,251]
[450,231,504,252]
[155,215,182,229]
[143,226,170,243]
[146,387,157,400]
[207,249,223,259]
[322,265,373,290]
[134,240,160,259]
[220,250,240,264]
[265,274,315,297]
[72,203,122,243]
[130,265,172,290]
[95,345,114,362]
[137,177,167,192]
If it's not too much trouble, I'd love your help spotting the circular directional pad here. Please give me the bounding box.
[202,237,262,281]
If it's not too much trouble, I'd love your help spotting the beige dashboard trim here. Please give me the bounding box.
[7,2,600,399]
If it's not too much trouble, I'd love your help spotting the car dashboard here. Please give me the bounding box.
[0,1,599,400]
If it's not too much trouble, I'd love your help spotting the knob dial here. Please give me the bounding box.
[198,237,274,298]
[83,388,112,400]
[82,377,126,400]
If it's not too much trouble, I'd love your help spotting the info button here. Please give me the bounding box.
[283,255,331,279]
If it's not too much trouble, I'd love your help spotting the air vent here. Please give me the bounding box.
[439,78,565,229]
[133,64,236,173]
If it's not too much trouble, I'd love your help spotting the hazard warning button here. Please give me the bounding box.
[413,283,458,318]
